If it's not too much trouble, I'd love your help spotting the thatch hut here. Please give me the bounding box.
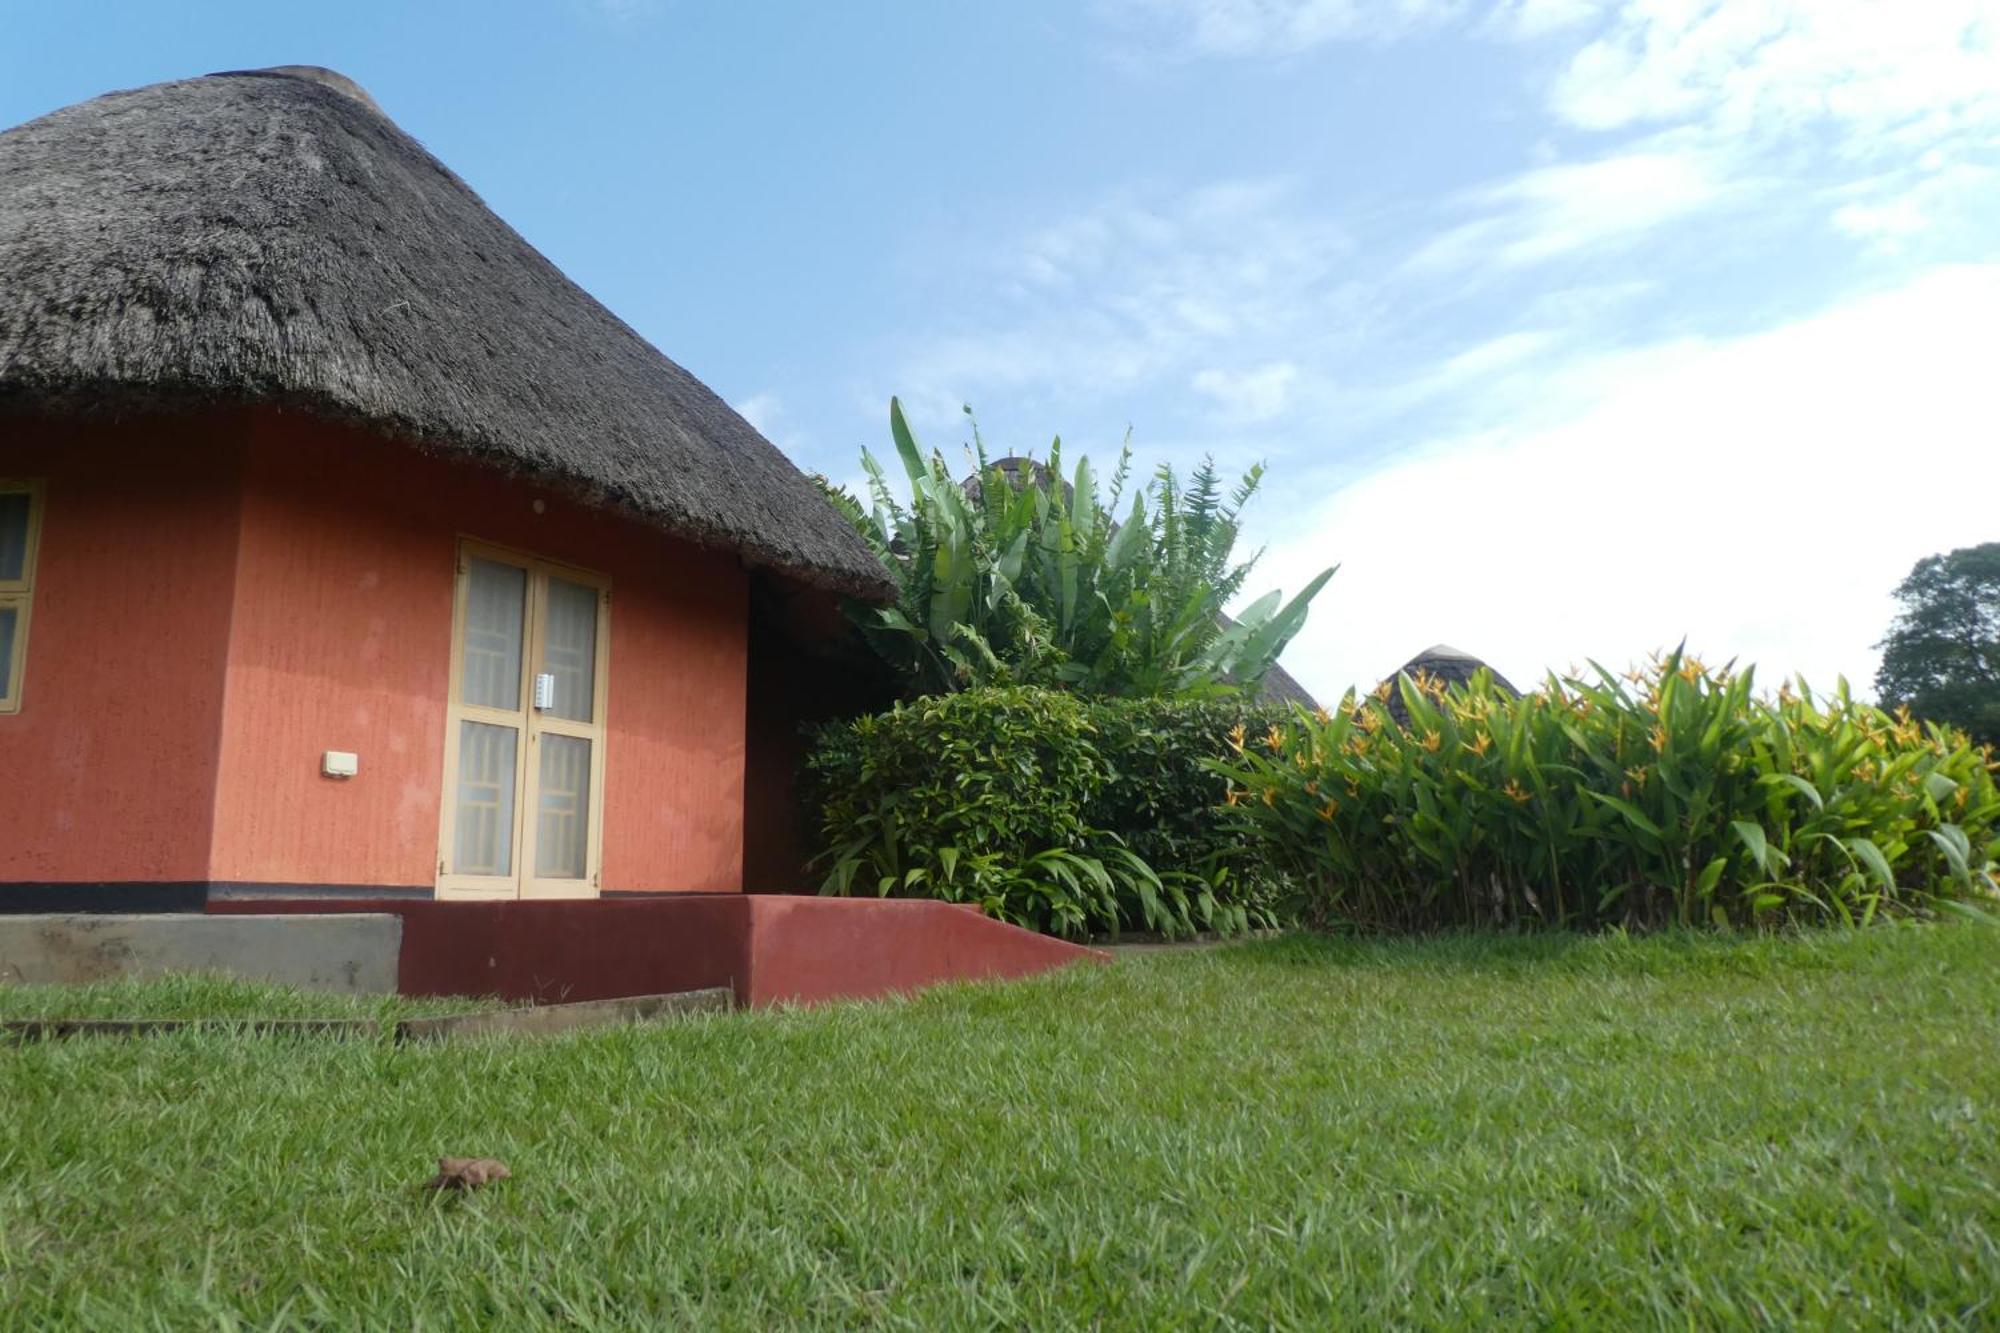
[0,67,893,908]
[1379,644,1520,725]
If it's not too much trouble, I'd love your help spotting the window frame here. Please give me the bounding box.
[0,478,45,715]
[435,537,611,901]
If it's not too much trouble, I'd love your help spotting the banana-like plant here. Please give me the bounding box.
[835,398,1333,698]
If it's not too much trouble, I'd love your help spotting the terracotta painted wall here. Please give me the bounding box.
[206,411,749,891]
[0,416,246,882]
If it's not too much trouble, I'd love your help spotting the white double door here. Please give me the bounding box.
[437,542,609,899]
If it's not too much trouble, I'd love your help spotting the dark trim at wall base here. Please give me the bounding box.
[209,883,433,902]
[0,882,431,913]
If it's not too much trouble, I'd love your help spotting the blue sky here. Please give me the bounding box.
[5,1,1997,699]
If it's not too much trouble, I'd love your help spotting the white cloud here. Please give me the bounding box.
[1550,0,2000,140]
[1192,361,1299,420]
[1539,1,2000,265]
[733,391,783,437]
[1409,147,1725,272]
[894,179,1349,435]
[731,390,815,465]
[1099,0,1460,58]
[1259,265,2000,702]
[1831,159,1998,250]
[1488,0,1607,40]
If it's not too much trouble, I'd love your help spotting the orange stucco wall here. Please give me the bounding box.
[0,416,246,882]
[206,411,749,891]
[3,408,750,893]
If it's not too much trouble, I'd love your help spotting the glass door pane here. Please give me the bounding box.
[454,721,519,875]
[462,558,526,709]
[542,576,598,722]
[535,734,592,878]
[0,492,29,582]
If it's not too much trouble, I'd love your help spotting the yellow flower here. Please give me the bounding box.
[1224,786,1241,807]
[1318,798,1339,821]
[1502,779,1533,804]
[1313,707,1332,725]
[1648,725,1669,753]
[1464,732,1493,757]
[1624,765,1649,789]
[1265,725,1286,754]
[1262,786,1277,806]
[1228,723,1247,753]
[1419,730,1443,753]
[1304,780,1319,796]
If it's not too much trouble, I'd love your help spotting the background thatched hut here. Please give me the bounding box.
[1379,644,1520,725]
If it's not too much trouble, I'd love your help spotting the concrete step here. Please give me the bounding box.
[0,912,401,993]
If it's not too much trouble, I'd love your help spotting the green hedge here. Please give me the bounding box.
[1090,696,1295,920]
[1217,652,2000,931]
[805,688,1283,939]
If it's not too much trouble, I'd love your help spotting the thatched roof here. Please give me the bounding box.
[1381,643,1519,724]
[0,67,894,600]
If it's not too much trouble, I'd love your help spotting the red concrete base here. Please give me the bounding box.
[209,895,1103,1007]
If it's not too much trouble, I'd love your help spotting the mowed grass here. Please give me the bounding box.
[3,927,1997,1329]
[0,972,488,1023]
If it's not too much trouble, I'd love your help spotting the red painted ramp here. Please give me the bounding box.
[210,895,1102,1007]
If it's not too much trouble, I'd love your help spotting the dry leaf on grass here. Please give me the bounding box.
[424,1156,511,1191]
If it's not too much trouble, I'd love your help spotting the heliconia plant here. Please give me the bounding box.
[1215,648,2000,932]
[824,397,1333,698]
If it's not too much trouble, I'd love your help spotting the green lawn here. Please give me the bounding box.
[3,927,1996,1329]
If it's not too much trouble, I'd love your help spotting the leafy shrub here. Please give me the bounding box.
[805,688,1172,938]
[1091,696,1296,923]
[805,688,1283,938]
[1218,650,2000,932]
[824,399,1332,698]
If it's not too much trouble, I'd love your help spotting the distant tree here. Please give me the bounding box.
[1874,542,2000,745]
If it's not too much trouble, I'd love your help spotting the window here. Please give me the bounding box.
[0,480,43,713]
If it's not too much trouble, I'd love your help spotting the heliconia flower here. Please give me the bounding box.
[1228,723,1247,753]
[1649,726,1668,753]
[1265,725,1286,753]
[1502,779,1532,803]
[1318,799,1338,821]
[1624,765,1649,789]
[1464,733,1493,756]
[1313,707,1332,725]
[1419,730,1442,753]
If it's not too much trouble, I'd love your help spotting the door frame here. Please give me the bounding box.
[435,537,612,901]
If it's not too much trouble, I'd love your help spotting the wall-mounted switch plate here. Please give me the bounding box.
[322,750,359,779]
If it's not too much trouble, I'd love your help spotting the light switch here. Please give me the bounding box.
[322,750,359,779]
